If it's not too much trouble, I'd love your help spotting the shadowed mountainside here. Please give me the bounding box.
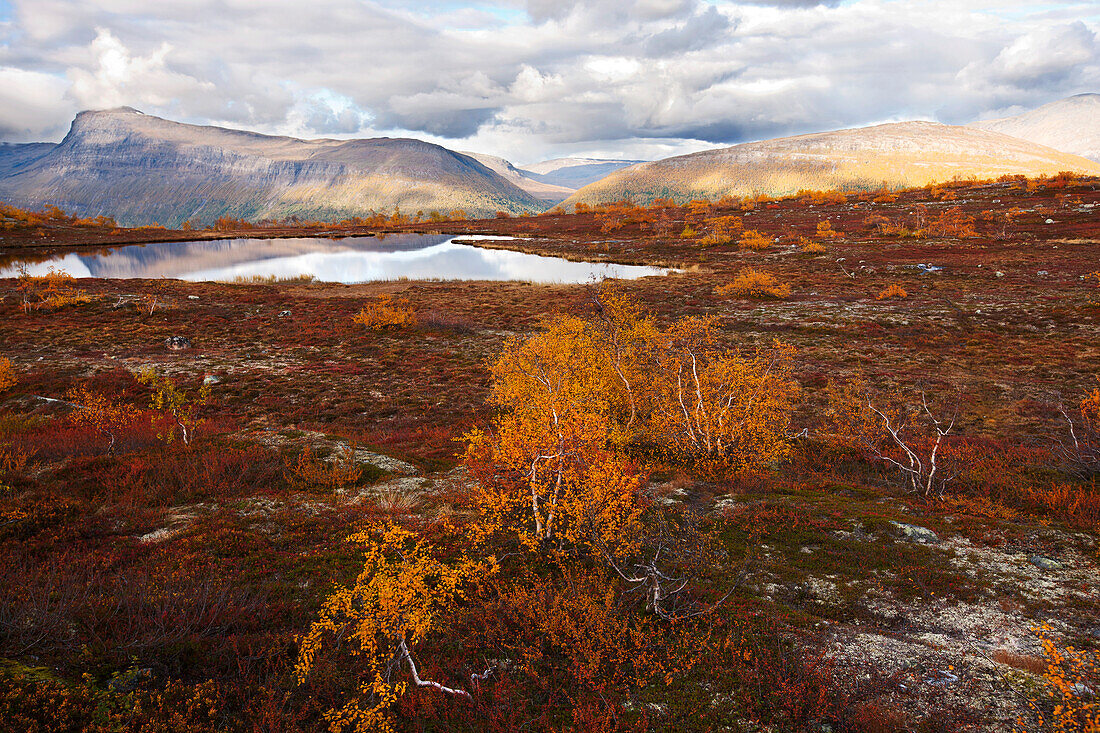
[0,142,54,177]
[460,151,575,203]
[969,93,1100,162]
[564,121,1100,207]
[0,108,545,226]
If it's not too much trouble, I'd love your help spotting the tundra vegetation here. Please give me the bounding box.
[0,172,1098,731]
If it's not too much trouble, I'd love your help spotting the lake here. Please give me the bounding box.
[0,234,669,284]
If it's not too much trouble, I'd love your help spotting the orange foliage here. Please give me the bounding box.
[296,522,497,733]
[63,385,140,455]
[649,321,798,471]
[686,199,713,222]
[596,201,656,233]
[738,229,773,251]
[1024,481,1100,530]
[698,215,743,246]
[717,268,791,299]
[16,267,92,313]
[465,289,800,547]
[353,295,416,330]
[795,237,825,254]
[284,444,363,493]
[1026,624,1100,733]
[0,357,16,393]
[925,207,978,238]
[824,376,887,450]
[875,283,908,300]
[463,315,647,549]
[799,190,847,206]
[213,216,255,231]
[1087,271,1100,308]
[0,202,115,230]
[815,220,842,239]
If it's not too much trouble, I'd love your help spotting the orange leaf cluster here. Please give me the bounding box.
[16,268,92,313]
[353,295,416,330]
[717,268,791,299]
[875,283,908,300]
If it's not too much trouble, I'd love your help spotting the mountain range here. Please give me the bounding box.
[0,108,547,227]
[969,93,1100,163]
[0,95,1097,225]
[564,119,1100,207]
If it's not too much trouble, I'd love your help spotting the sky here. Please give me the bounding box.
[0,0,1097,164]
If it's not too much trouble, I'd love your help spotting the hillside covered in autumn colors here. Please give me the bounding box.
[1,171,1098,732]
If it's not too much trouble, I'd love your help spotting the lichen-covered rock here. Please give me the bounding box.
[1028,554,1064,571]
[890,521,940,544]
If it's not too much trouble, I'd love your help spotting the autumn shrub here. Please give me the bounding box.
[800,189,848,206]
[826,378,962,498]
[647,324,798,472]
[476,568,689,691]
[597,202,655,233]
[63,385,141,455]
[925,207,978,238]
[1056,384,1100,477]
[1023,481,1100,530]
[699,215,743,246]
[815,220,842,239]
[738,229,773,250]
[1087,271,1100,308]
[685,199,713,222]
[875,283,908,300]
[0,546,265,677]
[100,444,285,506]
[138,368,211,445]
[296,523,497,733]
[1028,624,1100,732]
[16,267,92,313]
[284,444,363,493]
[717,268,792,299]
[798,237,826,254]
[0,357,16,393]
[9,417,156,462]
[0,441,30,497]
[462,314,648,549]
[463,290,801,557]
[353,295,416,330]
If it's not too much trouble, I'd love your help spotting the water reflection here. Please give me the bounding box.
[0,234,668,284]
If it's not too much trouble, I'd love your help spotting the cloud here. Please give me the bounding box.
[0,0,1096,163]
[67,28,216,110]
[986,21,1097,88]
[0,66,73,139]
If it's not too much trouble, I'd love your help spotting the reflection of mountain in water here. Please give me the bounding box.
[0,235,667,284]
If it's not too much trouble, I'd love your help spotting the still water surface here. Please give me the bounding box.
[1,234,669,284]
